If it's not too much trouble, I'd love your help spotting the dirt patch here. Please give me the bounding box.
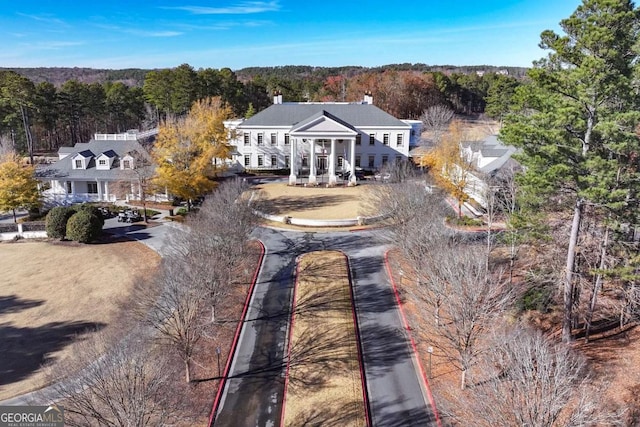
[0,239,160,400]
[283,251,366,427]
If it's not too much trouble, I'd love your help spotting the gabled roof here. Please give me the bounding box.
[37,139,153,180]
[238,103,411,129]
[74,150,94,159]
[290,110,358,133]
[98,150,117,159]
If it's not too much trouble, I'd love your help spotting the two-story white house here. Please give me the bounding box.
[224,93,419,185]
[37,133,161,205]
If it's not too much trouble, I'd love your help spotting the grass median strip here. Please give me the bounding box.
[283,251,367,427]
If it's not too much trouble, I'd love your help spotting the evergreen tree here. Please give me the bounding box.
[501,0,640,342]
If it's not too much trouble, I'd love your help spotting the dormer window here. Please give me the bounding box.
[99,159,106,166]
[75,159,82,168]
[123,160,131,169]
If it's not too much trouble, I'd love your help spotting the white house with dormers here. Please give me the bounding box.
[224,93,421,185]
[37,133,162,205]
[461,134,519,208]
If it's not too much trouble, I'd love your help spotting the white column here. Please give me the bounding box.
[349,137,357,186]
[308,139,317,185]
[71,181,76,197]
[329,138,337,185]
[97,179,103,200]
[104,181,110,201]
[289,138,297,185]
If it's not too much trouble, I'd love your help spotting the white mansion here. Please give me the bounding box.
[224,93,422,185]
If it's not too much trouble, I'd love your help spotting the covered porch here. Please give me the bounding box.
[288,111,359,186]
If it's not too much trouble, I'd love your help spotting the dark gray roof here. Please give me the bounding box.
[37,139,153,181]
[76,150,95,158]
[239,103,411,128]
[99,149,117,158]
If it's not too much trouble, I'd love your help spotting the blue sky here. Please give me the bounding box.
[0,0,582,70]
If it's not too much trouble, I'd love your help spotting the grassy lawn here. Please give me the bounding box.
[283,251,366,426]
[0,240,160,400]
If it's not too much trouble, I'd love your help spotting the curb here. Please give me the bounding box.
[207,240,266,427]
[280,256,300,427]
[383,250,442,427]
[344,253,373,427]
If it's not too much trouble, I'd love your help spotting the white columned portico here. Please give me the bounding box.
[328,138,337,185]
[289,138,297,185]
[308,139,317,185]
[349,137,357,186]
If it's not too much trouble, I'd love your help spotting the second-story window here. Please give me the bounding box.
[369,134,375,145]
[271,133,277,145]
[356,134,361,145]
[397,134,403,147]
[383,134,389,145]
[284,134,290,145]
[257,133,264,145]
[243,133,250,145]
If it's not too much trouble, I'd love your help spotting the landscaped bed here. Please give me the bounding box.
[282,251,367,426]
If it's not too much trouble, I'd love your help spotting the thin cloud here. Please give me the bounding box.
[131,30,183,37]
[21,40,85,50]
[175,20,272,31]
[16,12,67,26]
[94,23,183,38]
[164,1,280,15]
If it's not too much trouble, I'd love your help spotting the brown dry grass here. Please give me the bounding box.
[253,182,368,220]
[283,251,366,427]
[0,239,160,400]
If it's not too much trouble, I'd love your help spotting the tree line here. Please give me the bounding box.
[1,63,521,162]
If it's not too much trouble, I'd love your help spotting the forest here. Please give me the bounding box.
[0,63,522,159]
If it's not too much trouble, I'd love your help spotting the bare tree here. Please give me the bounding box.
[415,245,515,390]
[114,145,157,223]
[456,326,619,427]
[44,330,180,426]
[165,179,259,323]
[136,255,206,383]
[420,104,454,146]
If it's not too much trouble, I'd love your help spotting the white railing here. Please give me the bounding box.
[94,129,158,141]
[42,192,117,206]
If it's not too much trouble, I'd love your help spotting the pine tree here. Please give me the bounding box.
[501,0,640,342]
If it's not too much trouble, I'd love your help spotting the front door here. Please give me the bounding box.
[317,156,327,174]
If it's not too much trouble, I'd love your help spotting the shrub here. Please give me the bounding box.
[446,215,484,227]
[66,210,103,243]
[73,204,105,226]
[45,206,75,239]
[517,284,554,313]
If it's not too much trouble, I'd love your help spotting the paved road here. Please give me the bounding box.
[213,227,437,427]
